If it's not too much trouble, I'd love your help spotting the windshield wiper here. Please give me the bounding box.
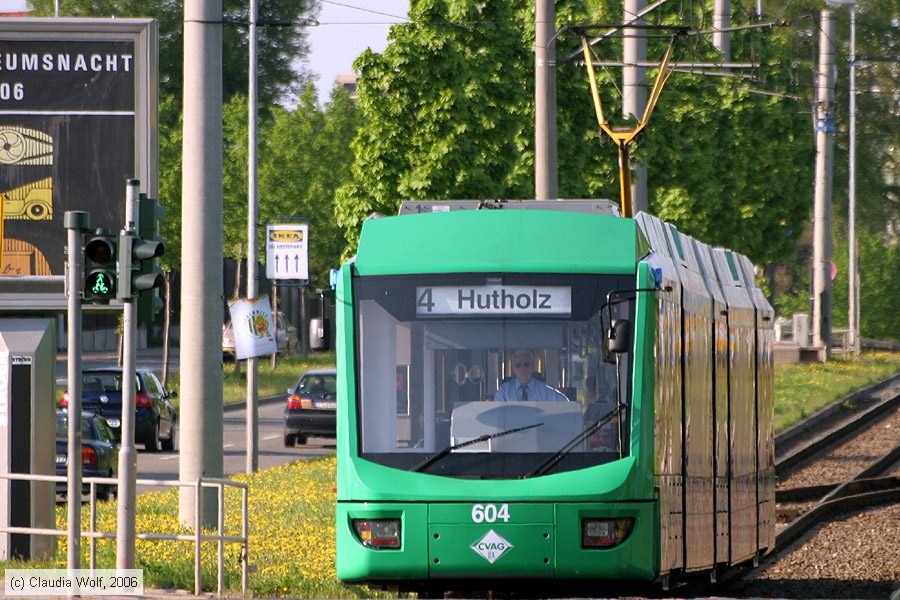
[412,422,544,473]
[523,404,625,478]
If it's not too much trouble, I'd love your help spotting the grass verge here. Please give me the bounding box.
[6,351,899,597]
[774,350,900,431]
[166,352,336,407]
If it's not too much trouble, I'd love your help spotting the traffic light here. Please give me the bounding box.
[137,195,166,325]
[116,232,164,300]
[83,229,117,302]
[116,195,165,302]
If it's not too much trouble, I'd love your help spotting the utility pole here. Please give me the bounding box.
[535,0,558,200]
[845,1,860,356]
[623,0,647,214]
[826,0,860,355]
[116,181,139,570]
[246,0,260,473]
[63,211,89,571]
[713,0,731,60]
[812,10,836,357]
[180,0,224,526]
[827,0,860,355]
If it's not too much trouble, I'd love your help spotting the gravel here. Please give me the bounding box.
[729,504,900,599]
[778,406,900,489]
[726,397,900,599]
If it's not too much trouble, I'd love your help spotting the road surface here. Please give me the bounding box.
[133,396,335,491]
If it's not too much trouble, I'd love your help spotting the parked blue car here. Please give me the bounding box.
[56,411,118,500]
[60,367,177,452]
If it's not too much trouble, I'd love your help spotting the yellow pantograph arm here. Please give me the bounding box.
[635,38,676,137]
[580,33,678,218]
[582,38,616,139]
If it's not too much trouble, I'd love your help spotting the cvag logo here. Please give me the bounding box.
[470,529,514,564]
[268,230,304,243]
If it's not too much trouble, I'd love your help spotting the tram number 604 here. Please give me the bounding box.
[471,503,510,523]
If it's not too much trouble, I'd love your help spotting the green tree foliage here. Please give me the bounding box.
[335,0,898,342]
[28,0,316,104]
[335,0,535,250]
[334,0,814,268]
[157,94,182,269]
[557,0,814,266]
[827,229,900,342]
[29,0,319,269]
[222,94,251,262]
[776,0,898,229]
[641,82,812,266]
[260,85,360,286]
[222,85,361,287]
[757,0,899,338]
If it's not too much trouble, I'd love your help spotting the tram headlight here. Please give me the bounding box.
[352,518,401,549]
[581,518,634,549]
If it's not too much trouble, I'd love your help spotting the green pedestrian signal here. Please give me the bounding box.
[87,271,112,295]
[83,229,117,302]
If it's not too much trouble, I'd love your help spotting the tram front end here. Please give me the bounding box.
[336,207,660,589]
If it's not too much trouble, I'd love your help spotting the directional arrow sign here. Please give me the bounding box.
[265,223,309,281]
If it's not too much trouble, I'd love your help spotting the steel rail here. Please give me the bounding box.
[714,477,900,596]
[777,475,900,504]
[775,389,900,476]
[775,486,900,551]
[695,377,900,595]
[775,373,900,458]
[774,443,900,555]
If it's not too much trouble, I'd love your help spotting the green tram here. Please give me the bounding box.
[335,200,774,592]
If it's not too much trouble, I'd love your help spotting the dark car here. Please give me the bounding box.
[60,367,177,452]
[56,411,118,500]
[284,368,337,446]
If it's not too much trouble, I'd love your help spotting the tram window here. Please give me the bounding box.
[354,273,635,478]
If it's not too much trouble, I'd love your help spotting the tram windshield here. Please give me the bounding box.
[353,273,635,479]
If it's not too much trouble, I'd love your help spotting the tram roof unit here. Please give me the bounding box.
[356,199,767,309]
[355,200,646,276]
[397,199,621,216]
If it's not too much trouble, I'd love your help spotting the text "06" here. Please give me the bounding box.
[471,503,510,523]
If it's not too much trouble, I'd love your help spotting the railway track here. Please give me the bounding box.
[774,373,900,475]
[772,374,900,545]
[721,372,900,598]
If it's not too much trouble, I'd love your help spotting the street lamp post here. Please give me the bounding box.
[848,3,859,356]
[247,0,260,472]
[827,0,859,356]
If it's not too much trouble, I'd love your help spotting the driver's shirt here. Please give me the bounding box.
[494,378,568,401]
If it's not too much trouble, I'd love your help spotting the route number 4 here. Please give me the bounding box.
[471,503,510,524]
[417,288,434,313]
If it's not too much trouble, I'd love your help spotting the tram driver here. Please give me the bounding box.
[494,349,568,402]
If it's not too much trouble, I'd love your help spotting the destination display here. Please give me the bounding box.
[415,286,571,316]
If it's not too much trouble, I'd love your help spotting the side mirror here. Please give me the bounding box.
[309,317,330,351]
[607,319,631,354]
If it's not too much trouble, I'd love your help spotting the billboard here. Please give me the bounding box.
[0,18,157,310]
